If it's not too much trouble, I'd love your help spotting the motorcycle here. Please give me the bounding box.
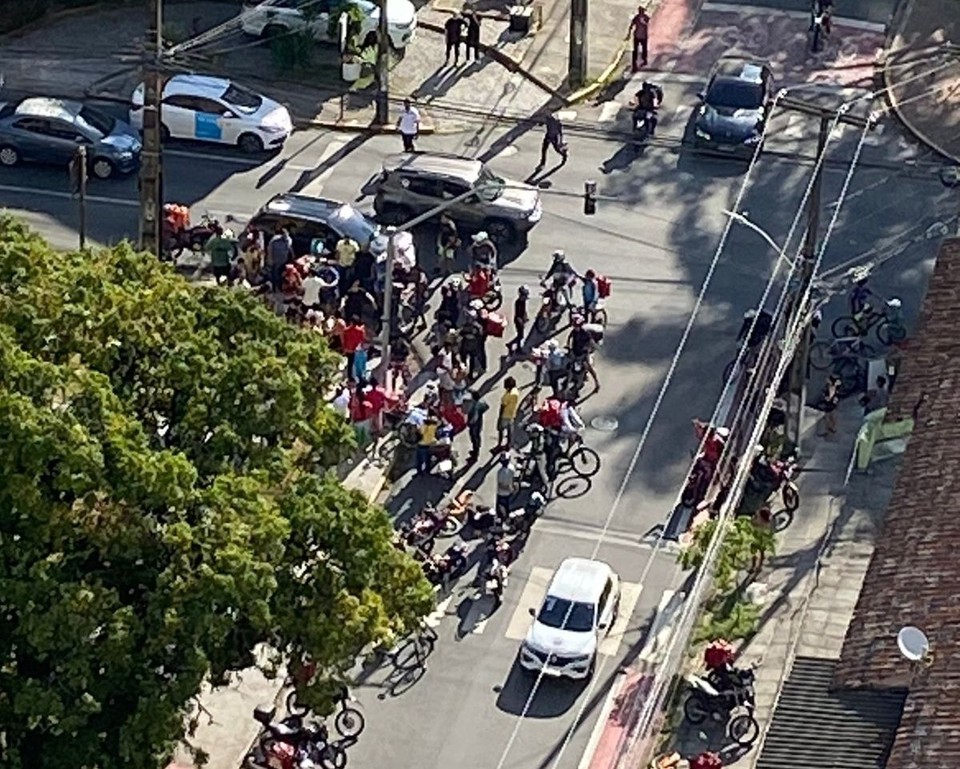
[423,541,470,587]
[681,455,716,508]
[466,504,500,534]
[743,454,799,513]
[480,558,509,603]
[251,706,346,769]
[400,502,464,547]
[682,664,759,747]
[161,210,221,261]
[632,107,657,142]
[502,491,547,535]
[534,286,568,333]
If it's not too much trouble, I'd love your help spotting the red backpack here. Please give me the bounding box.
[597,275,612,299]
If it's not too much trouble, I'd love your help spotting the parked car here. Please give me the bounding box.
[129,74,293,153]
[247,192,416,266]
[693,57,774,157]
[518,557,621,680]
[361,152,542,243]
[0,97,141,178]
[240,0,417,50]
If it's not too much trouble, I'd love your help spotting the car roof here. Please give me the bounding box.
[256,193,351,222]
[547,558,613,603]
[165,74,231,98]
[15,97,82,122]
[382,152,483,185]
[712,58,768,84]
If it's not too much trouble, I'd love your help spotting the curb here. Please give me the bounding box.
[563,37,631,105]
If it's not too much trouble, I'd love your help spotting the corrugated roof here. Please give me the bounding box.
[834,237,960,769]
[755,657,905,769]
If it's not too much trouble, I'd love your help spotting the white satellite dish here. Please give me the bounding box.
[897,626,930,662]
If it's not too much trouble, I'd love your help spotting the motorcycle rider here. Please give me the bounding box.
[849,273,874,316]
[470,231,499,271]
[566,314,600,391]
[737,308,773,350]
[631,81,664,136]
[542,250,580,310]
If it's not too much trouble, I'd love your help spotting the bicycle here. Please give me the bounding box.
[553,434,601,478]
[285,686,366,740]
[810,336,874,397]
[831,298,906,346]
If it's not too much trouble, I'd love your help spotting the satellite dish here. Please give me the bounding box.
[897,626,930,662]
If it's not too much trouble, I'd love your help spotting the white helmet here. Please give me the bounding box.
[552,249,566,262]
[473,231,490,244]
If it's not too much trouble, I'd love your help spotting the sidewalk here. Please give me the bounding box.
[667,397,898,766]
[883,0,960,162]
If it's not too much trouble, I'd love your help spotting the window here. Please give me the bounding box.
[440,180,470,199]
[399,175,440,198]
[706,79,763,110]
[192,97,230,116]
[44,120,83,142]
[77,106,115,137]
[13,118,52,135]
[329,204,376,245]
[537,597,596,633]
[221,84,263,113]
[164,94,200,111]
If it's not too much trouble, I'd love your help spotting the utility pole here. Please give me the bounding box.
[139,0,164,258]
[780,97,871,451]
[568,0,588,88]
[71,146,88,250]
[375,0,389,125]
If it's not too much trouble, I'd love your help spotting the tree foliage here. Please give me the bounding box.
[0,217,433,769]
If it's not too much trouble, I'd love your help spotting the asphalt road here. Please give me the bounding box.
[698,0,898,25]
[0,76,954,769]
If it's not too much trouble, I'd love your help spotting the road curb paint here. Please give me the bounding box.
[584,668,654,769]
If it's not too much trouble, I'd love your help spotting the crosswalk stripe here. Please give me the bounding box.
[425,593,456,628]
[297,137,350,197]
[598,101,622,123]
[504,567,554,641]
[598,580,643,657]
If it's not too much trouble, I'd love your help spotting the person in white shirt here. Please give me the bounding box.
[397,99,421,152]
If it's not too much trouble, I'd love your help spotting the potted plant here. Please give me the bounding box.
[341,48,362,82]
[333,5,366,82]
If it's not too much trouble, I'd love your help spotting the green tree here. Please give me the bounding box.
[0,217,434,769]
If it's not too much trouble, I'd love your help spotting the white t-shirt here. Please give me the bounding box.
[398,107,421,135]
[302,275,323,307]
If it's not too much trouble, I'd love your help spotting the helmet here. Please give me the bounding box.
[473,231,490,244]
[715,426,731,439]
[528,423,544,434]
[546,339,559,350]
[552,250,566,262]
[450,277,462,289]
[498,452,511,464]
[585,269,596,279]
[518,285,529,297]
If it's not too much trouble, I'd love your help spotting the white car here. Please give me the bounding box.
[129,75,293,154]
[519,558,621,680]
[240,0,417,50]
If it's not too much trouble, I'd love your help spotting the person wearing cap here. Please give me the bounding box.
[470,231,498,271]
[464,389,489,462]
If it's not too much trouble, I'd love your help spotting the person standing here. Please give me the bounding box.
[444,13,466,65]
[497,376,520,450]
[464,389,489,463]
[464,8,481,61]
[437,212,460,276]
[266,226,294,292]
[397,99,421,152]
[817,375,841,436]
[495,453,517,517]
[205,225,236,286]
[335,235,358,292]
[342,316,366,382]
[509,285,529,354]
[537,113,568,169]
[629,5,650,72]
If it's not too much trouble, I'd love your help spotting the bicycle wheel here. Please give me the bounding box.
[833,358,862,397]
[335,705,366,739]
[483,290,503,311]
[808,340,834,371]
[285,689,308,716]
[569,446,600,478]
[876,321,906,346]
[317,743,347,769]
[682,692,710,724]
[831,316,861,339]
[728,712,760,746]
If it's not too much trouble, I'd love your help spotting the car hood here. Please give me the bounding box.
[490,178,540,213]
[102,121,143,152]
[525,621,596,658]
[697,104,762,141]
[254,100,293,132]
[370,0,417,27]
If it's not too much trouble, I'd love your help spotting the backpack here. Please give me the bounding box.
[597,275,612,299]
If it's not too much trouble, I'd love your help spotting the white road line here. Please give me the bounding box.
[504,566,553,641]
[297,137,350,197]
[598,581,643,657]
[598,101,622,123]
[557,110,578,122]
[425,593,456,628]
[638,589,679,664]
[164,149,264,167]
[535,519,647,551]
[700,2,888,31]
[0,183,139,207]
[576,668,632,769]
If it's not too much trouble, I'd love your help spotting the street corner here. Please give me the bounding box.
[583,667,655,769]
[647,6,885,88]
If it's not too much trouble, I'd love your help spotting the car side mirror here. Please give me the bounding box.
[697,91,705,101]
[528,607,536,617]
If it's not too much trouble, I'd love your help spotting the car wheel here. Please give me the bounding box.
[91,157,115,179]
[238,133,264,154]
[0,145,20,167]
[484,218,516,244]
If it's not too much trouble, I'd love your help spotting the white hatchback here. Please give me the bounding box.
[240,0,417,50]
[129,75,293,153]
[519,558,621,680]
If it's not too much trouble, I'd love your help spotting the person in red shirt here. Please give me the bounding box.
[364,375,392,434]
[342,317,366,382]
[467,265,492,300]
[629,5,650,72]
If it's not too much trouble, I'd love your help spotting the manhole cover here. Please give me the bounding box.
[591,415,619,432]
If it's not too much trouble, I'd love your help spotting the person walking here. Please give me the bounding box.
[629,5,650,72]
[537,112,568,170]
[266,225,294,292]
[509,285,529,354]
[817,374,841,436]
[444,13,466,65]
[397,99,421,152]
[495,452,517,517]
[497,376,520,450]
[342,316,366,382]
[464,8,481,61]
[205,225,236,286]
[464,389,489,463]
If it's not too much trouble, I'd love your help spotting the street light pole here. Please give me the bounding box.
[375,0,390,125]
[568,0,588,88]
[723,210,792,268]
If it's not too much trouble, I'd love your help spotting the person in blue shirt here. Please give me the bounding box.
[581,269,599,321]
[850,277,873,316]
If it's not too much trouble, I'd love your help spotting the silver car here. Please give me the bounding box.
[361,152,542,243]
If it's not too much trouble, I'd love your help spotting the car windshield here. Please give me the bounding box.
[221,84,263,113]
[706,79,763,110]
[330,204,377,244]
[537,596,595,633]
[476,166,505,201]
[77,106,115,137]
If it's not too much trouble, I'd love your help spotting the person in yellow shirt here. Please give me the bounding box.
[497,376,520,449]
[416,415,439,474]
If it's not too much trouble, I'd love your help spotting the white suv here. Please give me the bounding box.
[240,0,417,50]
[519,558,621,680]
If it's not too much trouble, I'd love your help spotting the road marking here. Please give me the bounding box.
[598,101,622,123]
[577,668,633,769]
[700,2,888,31]
[535,518,648,551]
[164,148,265,167]
[557,110,578,122]
[598,581,643,657]
[296,137,350,197]
[638,589,680,663]
[0,183,139,207]
[504,566,553,641]
[425,593,456,628]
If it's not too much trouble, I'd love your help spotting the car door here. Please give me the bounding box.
[208,100,244,145]
[7,117,53,162]
[401,174,442,215]
[440,178,481,226]
[190,97,231,145]
[597,577,617,635]
[45,118,87,164]
[161,94,197,139]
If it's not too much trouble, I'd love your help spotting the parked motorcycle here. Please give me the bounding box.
[161,209,221,261]
[682,664,759,747]
[479,558,509,603]
[251,706,346,769]
[285,684,366,740]
[681,456,716,508]
[743,454,799,513]
[502,491,547,535]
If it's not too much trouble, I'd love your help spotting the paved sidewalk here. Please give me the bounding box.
[883,0,960,162]
[668,397,897,766]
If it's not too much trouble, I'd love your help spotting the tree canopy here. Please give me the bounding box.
[0,217,433,769]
